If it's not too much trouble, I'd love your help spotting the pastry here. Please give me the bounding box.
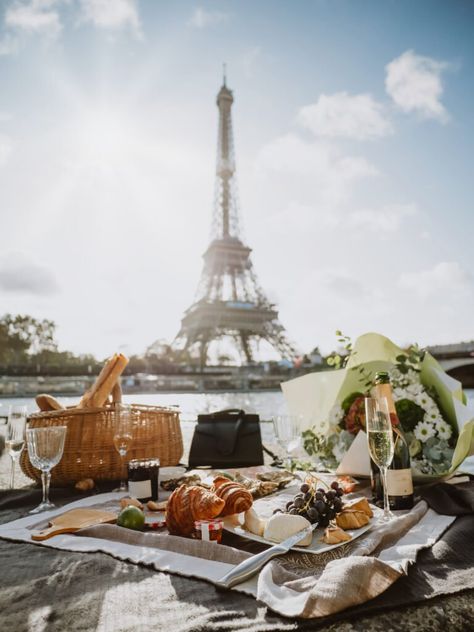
[212,477,253,516]
[75,478,94,491]
[120,497,144,510]
[166,485,225,536]
[321,526,352,545]
[79,354,129,408]
[36,394,64,412]
[243,507,266,537]
[336,509,370,530]
[160,474,208,492]
[147,500,167,512]
[343,497,373,518]
[263,513,312,546]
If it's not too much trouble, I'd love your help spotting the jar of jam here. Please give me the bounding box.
[194,519,223,543]
[128,458,160,502]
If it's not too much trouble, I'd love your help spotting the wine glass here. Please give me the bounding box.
[113,405,133,492]
[27,426,67,514]
[6,405,28,489]
[365,397,395,522]
[272,415,301,469]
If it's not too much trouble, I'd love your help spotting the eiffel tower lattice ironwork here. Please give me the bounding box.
[174,75,297,366]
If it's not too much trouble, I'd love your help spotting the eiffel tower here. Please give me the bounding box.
[174,74,297,367]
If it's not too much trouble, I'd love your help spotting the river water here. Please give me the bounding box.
[1,390,473,488]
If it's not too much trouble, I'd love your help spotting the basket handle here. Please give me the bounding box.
[112,379,123,404]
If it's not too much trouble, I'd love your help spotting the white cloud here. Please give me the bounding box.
[255,133,378,207]
[189,7,229,28]
[0,134,12,165]
[385,50,449,122]
[241,45,262,78]
[0,253,59,295]
[78,0,141,35]
[5,0,63,38]
[398,262,472,299]
[348,203,417,233]
[0,33,20,55]
[298,92,393,140]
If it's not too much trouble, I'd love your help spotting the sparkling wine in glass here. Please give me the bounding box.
[7,405,27,489]
[27,426,67,514]
[272,415,301,469]
[113,405,133,492]
[365,397,395,522]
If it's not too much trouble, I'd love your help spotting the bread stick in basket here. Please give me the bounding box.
[79,353,128,408]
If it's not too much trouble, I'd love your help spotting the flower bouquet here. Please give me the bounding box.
[281,333,474,481]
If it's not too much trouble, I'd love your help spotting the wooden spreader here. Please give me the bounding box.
[31,508,117,541]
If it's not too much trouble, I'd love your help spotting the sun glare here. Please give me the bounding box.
[69,105,142,173]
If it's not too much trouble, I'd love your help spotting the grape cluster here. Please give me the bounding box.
[274,480,345,528]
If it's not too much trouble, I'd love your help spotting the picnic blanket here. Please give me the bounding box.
[1,480,472,620]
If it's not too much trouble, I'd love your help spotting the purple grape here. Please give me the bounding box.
[336,489,344,497]
[315,491,324,501]
[294,497,304,509]
[331,481,339,490]
[300,483,310,494]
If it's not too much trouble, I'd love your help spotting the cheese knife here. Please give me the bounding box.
[216,522,317,589]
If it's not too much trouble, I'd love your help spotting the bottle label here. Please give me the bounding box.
[128,479,152,500]
[386,469,413,496]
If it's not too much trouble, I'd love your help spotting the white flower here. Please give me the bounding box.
[435,420,453,441]
[328,405,344,431]
[414,392,433,409]
[424,411,442,424]
[389,368,404,386]
[332,442,346,463]
[393,387,406,401]
[414,420,436,443]
[406,383,423,397]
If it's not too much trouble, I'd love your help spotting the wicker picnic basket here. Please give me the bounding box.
[20,404,183,486]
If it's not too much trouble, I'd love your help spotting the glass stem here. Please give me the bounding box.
[42,470,51,505]
[10,456,15,490]
[380,466,390,520]
[120,452,126,490]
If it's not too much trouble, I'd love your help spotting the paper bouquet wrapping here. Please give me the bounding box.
[282,333,474,481]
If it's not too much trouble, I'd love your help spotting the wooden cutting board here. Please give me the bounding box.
[31,508,117,541]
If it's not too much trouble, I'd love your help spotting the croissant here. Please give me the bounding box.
[212,477,253,517]
[166,485,225,536]
[336,509,370,530]
[343,497,373,518]
[321,526,352,545]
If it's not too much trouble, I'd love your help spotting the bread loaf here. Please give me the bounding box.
[79,354,128,408]
[36,394,64,412]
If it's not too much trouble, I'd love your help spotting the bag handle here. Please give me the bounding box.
[208,408,245,419]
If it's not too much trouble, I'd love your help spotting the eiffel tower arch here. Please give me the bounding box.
[173,75,297,366]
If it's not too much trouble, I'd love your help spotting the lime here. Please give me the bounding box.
[117,505,145,531]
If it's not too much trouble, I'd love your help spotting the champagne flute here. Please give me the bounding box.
[27,426,67,513]
[113,405,133,492]
[6,405,27,489]
[365,397,395,522]
[272,415,301,469]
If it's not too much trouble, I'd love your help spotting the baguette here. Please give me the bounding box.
[79,354,129,408]
[36,394,64,412]
[112,379,123,403]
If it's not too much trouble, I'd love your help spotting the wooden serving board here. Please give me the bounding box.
[31,508,117,541]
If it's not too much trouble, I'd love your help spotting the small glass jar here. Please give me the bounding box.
[127,458,160,502]
[194,519,224,543]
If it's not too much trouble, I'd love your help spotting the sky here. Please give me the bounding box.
[0,0,473,359]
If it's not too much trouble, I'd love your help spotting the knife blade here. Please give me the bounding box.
[216,522,317,589]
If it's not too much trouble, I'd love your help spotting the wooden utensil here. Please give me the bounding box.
[31,508,117,541]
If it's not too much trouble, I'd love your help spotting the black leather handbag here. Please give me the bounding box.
[188,409,264,469]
